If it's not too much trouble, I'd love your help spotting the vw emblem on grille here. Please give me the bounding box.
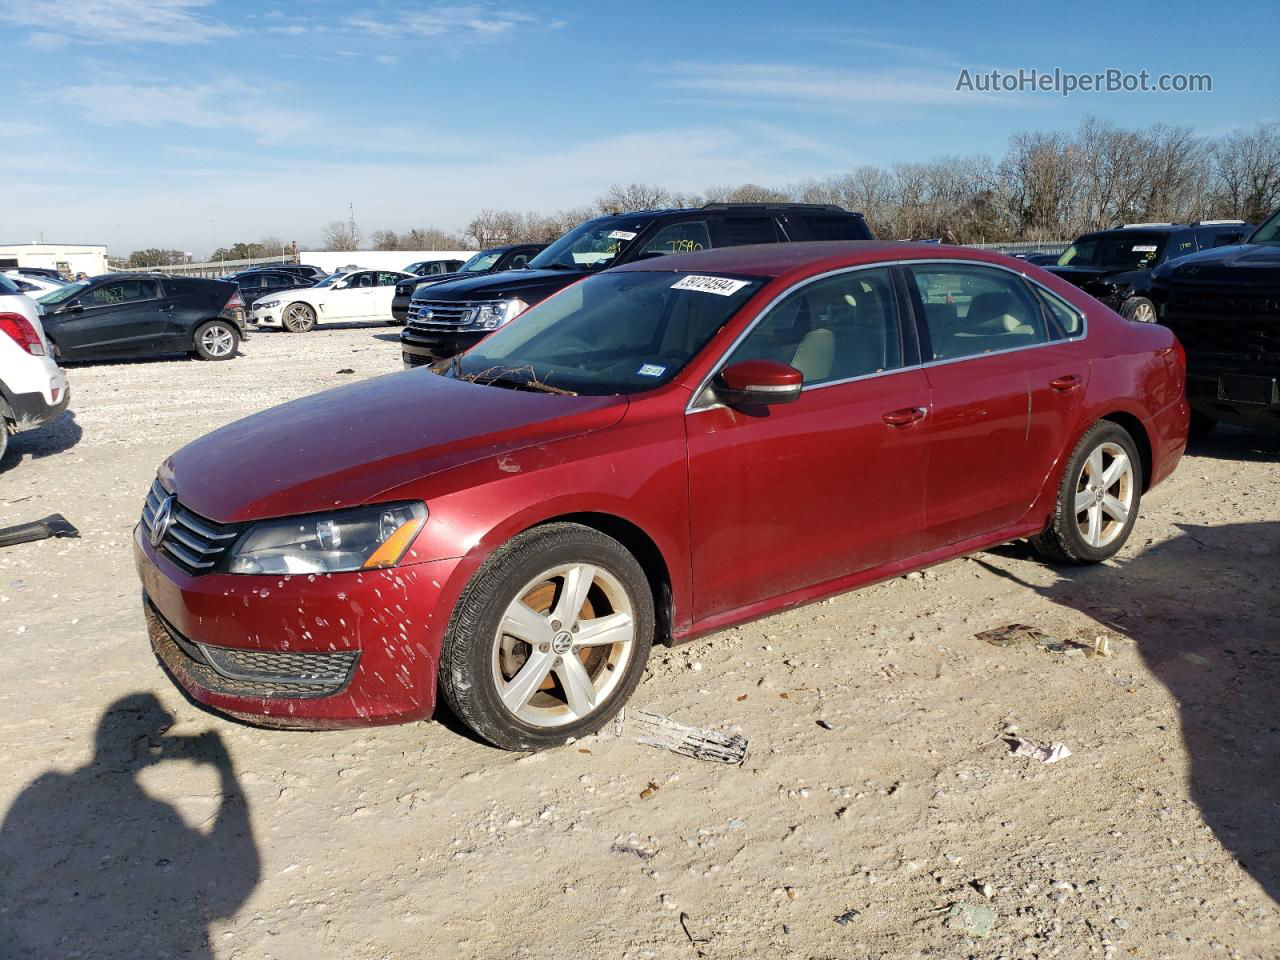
[151,495,176,548]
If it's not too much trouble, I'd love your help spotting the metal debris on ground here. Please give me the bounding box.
[1009,737,1072,764]
[0,514,80,549]
[975,623,1050,648]
[944,903,996,938]
[834,909,859,925]
[610,840,656,860]
[630,710,749,765]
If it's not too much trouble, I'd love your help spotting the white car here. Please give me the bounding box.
[4,272,67,299]
[0,276,70,467]
[248,269,412,332]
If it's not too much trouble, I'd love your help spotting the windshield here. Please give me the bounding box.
[1057,233,1166,270]
[449,270,765,396]
[0,274,18,295]
[527,217,655,271]
[313,273,348,287]
[38,279,91,304]
[461,250,503,272]
[1249,209,1280,244]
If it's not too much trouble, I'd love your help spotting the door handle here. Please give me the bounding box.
[1049,374,1082,391]
[882,406,927,426]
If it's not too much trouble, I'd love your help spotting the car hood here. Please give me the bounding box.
[162,370,627,523]
[1157,243,1280,286]
[1046,265,1134,286]
[410,268,585,303]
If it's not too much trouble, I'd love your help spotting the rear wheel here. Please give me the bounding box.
[439,523,654,751]
[193,321,239,361]
[282,303,317,333]
[0,420,10,468]
[1031,421,1142,564]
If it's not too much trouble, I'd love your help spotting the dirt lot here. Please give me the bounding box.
[0,323,1276,960]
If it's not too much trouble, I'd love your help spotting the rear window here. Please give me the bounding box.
[0,274,19,295]
[793,213,873,241]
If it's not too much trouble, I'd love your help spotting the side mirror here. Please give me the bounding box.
[333,280,349,289]
[715,360,803,407]
[65,300,84,314]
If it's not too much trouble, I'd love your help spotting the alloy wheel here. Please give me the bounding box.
[1074,441,1134,549]
[200,324,235,358]
[1131,301,1156,323]
[284,304,315,331]
[491,563,636,727]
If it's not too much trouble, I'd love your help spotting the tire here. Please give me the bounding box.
[1031,420,1143,565]
[193,321,239,361]
[387,317,405,327]
[439,522,654,751]
[281,302,317,333]
[1120,296,1158,324]
[0,421,9,469]
[1188,411,1218,440]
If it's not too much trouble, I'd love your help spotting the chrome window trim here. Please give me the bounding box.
[685,257,1088,415]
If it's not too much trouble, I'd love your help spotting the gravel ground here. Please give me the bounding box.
[0,323,1276,960]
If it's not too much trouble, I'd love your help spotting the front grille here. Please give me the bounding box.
[146,600,358,699]
[141,479,241,574]
[404,352,432,367]
[1165,288,1280,365]
[406,299,501,333]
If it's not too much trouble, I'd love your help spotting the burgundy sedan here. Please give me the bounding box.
[135,242,1188,750]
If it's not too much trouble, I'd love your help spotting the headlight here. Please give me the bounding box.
[256,299,280,310]
[472,298,528,330]
[227,502,427,575]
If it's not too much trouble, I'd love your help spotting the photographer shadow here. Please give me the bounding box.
[0,693,260,959]
[979,520,1280,904]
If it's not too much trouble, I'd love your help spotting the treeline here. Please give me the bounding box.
[376,117,1280,248]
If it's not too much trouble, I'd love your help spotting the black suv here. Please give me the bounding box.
[1147,209,1280,435]
[1048,221,1252,322]
[400,204,873,365]
[228,269,315,309]
[392,244,548,325]
[37,274,248,361]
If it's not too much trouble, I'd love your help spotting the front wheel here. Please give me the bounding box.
[1031,421,1143,564]
[439,523,654,751]
[193,321,239,361]
[282,303,317,333]
[1120,296,1157,324]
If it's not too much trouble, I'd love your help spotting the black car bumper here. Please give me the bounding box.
[401,331,486,367]
[1186,369,1280,432]
[3,385,70,432]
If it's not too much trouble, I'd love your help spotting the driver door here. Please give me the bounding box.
[51,278,168,358]
[685,266,931,622]
[324,272,372,320]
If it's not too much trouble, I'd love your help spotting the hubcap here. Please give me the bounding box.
[286,305,313,328]
[491,563,635,727]
[1074,441,1134,548]
[1133,301,1155,323]
[201,325,234,356]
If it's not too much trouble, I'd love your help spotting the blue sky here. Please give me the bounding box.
[2,0,1275,256]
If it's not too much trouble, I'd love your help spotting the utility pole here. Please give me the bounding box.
[348,203,357,250]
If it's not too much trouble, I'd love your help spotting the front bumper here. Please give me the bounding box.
[134,526,463,728]
[1187,368,1280,432]
[401,331,486,368]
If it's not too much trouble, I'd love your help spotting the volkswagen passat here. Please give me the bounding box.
[135,242,1188,750]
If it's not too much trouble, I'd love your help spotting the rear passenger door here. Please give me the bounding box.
[906,262,1080,548]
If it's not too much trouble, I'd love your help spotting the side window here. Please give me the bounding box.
[724,267,903,385]
[708,217,781,247]
[376,272,402,286]
[638,220,712,257]
[264,274,294,288]
[353,272,376,288]
[83,279,159,307]
[910,264,1050,361]
[1034,286,1085,339]
[793,213,872,241]
[1165,233,1197,261]
[237,275,264,290]
[507,252,532,269]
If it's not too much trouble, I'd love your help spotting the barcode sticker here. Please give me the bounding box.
[671,275,750,296]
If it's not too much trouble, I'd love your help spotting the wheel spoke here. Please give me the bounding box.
[1087,447,1104,482]
[574,612,633,648]
[1101,494,1129,524]
[500,649,555,714]
[1086,504,1102,545]
[501,600,554,646]
[552,564,596,627]
[1100,453,1130,489]
[1074,488,1094,514]
[555,655,596,718]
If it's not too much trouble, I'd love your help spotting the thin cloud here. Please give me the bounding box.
[655,62,1015,108]
[344,3,539,39]
[2,0,235,45]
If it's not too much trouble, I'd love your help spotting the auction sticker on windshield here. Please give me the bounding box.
[1132,245,1158,252]
[672,275,751,296]
[636,363,667,377]
[608,230,638,241]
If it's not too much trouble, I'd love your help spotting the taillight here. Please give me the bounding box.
[0,312,45,356]
[225,291,243,310]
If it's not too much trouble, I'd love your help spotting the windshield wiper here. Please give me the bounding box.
[489,375,578,396]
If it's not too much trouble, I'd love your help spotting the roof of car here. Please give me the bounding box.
[609,241,1013,280]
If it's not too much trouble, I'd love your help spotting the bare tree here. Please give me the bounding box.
[596,182,676,214]
[322,219,361,252]
[1211,123,1280,223]
[370,229,400,250]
